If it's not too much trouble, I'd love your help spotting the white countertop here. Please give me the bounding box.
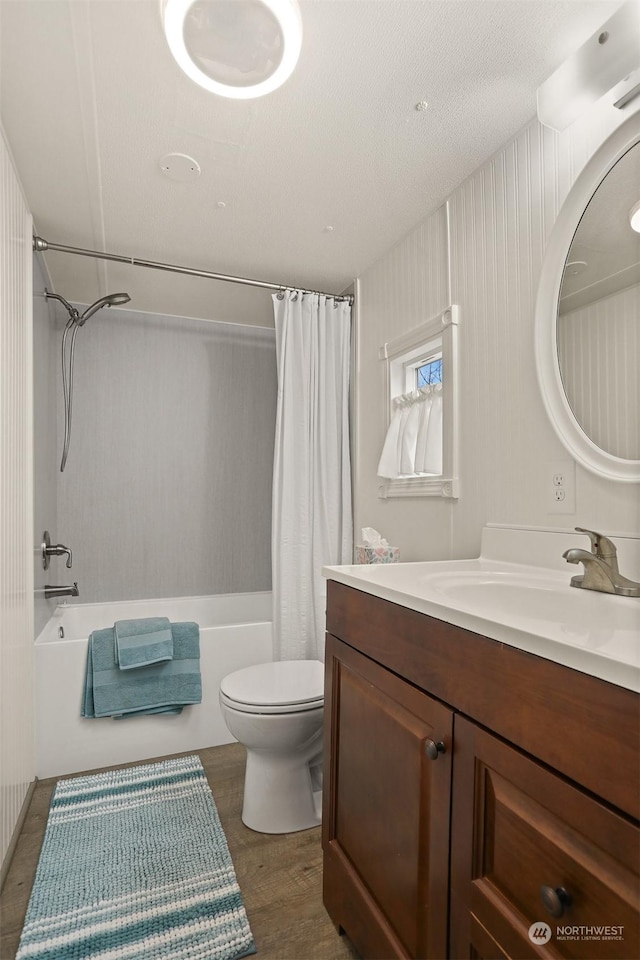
[323,526,640,693]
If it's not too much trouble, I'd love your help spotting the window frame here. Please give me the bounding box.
[378,305,460,499]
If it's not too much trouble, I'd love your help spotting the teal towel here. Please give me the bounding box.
[114,705,183,719]
[82,622,201,719]
[114,616,173,669]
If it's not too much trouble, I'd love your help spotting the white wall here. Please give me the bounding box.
[353,202,453,560]
[33,255,59,636]
[354,103,640,562]
[0,126,35,869]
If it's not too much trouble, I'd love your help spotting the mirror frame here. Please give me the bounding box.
[535,114,640,483]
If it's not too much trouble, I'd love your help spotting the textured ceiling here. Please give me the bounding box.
[0,0,621,325]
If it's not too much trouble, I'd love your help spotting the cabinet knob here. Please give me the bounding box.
[424,739,446,760]
[540,885,572,918]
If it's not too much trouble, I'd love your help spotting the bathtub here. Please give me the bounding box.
[34,592,272,779]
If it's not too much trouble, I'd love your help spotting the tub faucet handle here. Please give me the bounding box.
[55,545,73,568]
[41,531,73,569]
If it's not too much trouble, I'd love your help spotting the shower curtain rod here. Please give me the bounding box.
[32,236,354,305]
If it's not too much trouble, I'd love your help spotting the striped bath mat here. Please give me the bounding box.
[16,756,255,960]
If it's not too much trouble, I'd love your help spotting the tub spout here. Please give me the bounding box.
[45,582,79,600]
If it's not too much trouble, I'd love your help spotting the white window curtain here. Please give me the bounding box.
[377,383,443,478]
[272,291,353,661]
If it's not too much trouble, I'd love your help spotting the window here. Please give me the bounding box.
[415,357,442,387]
[377,306,459,499]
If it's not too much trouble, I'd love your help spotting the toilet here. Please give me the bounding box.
[219,660,325,834]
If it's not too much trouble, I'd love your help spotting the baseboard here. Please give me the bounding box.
[0,777,38,894]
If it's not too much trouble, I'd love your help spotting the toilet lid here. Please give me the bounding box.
[220,660,324,709]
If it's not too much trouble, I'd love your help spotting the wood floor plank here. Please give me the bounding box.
[0,744,358,960]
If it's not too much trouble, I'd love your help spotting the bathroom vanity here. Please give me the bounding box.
[321,533,640,960]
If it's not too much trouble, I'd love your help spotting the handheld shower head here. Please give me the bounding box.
[79,292,131,325]
[52,287,131,471]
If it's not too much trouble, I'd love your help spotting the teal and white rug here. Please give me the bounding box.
[16,755,256,960]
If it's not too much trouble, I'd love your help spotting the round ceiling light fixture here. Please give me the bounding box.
[630,199,640,234]
[162,0,302,99]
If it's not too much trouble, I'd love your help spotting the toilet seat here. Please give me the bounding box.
[220,660,324,715]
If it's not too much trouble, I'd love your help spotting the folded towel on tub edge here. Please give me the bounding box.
[82,621,201,719]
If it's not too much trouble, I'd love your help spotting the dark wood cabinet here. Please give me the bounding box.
[322,581,640,960]
[323,635,453,959]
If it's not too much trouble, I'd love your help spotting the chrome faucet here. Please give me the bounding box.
[44,582,79,600]
[563,528,640,598]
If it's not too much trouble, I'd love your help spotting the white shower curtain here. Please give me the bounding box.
[271,291,353,661]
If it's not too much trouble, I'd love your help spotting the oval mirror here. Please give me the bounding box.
[535,115,640,482]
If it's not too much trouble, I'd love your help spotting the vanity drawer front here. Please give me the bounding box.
[450,717,639,960]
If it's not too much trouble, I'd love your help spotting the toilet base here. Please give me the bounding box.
[241,748,323,834]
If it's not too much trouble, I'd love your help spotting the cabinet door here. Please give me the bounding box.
[322,634,453,960]
[450,716,640,960]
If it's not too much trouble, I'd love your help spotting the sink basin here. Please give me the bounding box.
[330,561,639,634]
[424,569,640,632]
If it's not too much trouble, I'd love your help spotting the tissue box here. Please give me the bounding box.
[356,545,400,564]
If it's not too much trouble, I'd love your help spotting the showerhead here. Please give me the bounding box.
[78,292,131,325]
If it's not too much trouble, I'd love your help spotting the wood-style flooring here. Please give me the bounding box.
[0,743,359,960]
